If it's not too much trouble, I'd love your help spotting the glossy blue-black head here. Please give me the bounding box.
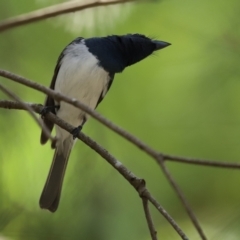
[84,34,171,74]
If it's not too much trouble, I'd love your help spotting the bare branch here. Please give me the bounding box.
[156,155,207,240]
[2,69,235,239]
[2,98,236,172]
[1,98,239,170]
[145,190,189,240]
[0,0,136,33]
[0,84,54,142]
[142,198,158,240]
[165,155,240,169]
[0,100,189,240]
[0,70,162,158]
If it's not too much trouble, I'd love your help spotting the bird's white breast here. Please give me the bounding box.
[54,40,109,139]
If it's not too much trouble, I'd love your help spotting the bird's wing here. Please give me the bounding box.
[40,52,64,145]
[96,73,115,107]
[41,37,85,145]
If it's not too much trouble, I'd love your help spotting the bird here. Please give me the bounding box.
[39,34,171,212]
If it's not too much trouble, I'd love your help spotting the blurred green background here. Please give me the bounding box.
[1,0,240,239]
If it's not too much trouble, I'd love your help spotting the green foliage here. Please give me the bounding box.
[1,0,240,239]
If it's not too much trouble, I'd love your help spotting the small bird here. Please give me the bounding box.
[39,34,171,212]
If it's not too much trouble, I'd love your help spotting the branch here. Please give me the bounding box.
[156,155,207,240]
[5,69,240,239]
[0,100,189,240]
[142,198,157,240]
[0,84,54,142]
[0,0,136,33]
[1,70,236,169]
[165,155,240,169]
[0,70,165,158]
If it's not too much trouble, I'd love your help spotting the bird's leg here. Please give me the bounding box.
[41,105,60,117]
[71,117,87,139]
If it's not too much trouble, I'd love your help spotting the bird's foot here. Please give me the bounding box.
[71,125,82,139]
[51,137,58,149]
[41,105,60,118]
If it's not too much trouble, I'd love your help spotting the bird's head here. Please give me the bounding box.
[84,34,171,74]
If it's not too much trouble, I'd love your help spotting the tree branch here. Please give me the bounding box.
[165,155,240,169]
[156,155,207,240]
[3,69,240,239]
[0,84,54,142]
[0,0,136,33]
[1,70,237,169]
[0,100,189,240]
[142,198,157,240]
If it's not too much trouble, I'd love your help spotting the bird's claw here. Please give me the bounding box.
[71,126,82,139]
[40,105,60,118]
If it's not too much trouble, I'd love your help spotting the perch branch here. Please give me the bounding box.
[0,0,136,33]
[1,70,237,168]
[0,85,54,141]
[0,100,189,240]
[4,69,240,239]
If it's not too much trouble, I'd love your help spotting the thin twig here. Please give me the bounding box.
[0,70,162,156]
[0,100,189,240]
[0,0,136,33]
[0,71,228,167]
[1,99,240,170]
[142,198,158,240]
[156,155,207,240]
[2,69,237,239]
[51,113,189,240]
[0,85,54,142]
[146,189,188,240]
[165,155,240,169]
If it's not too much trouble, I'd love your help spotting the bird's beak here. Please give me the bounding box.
[152,40,171,50]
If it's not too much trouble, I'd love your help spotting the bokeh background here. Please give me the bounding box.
[1,0,240,239]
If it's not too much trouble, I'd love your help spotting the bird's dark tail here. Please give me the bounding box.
[39,137,73,212]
